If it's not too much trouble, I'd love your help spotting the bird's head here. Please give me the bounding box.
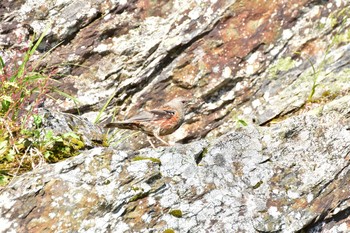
[166,97,191,109]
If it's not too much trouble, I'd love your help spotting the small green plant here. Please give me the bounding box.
[22,126,84,163]
[104,129,140,147]
[306,7,350,102]
[0,114,85,185]
[0,30,83,186]
[97,95,137,148]
[237,119,248,127]
[306,57,320,102]
[0,31,53,124]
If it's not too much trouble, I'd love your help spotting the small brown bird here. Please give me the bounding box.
[105,97,190,148]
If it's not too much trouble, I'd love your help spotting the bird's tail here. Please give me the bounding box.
[104,121,139,130]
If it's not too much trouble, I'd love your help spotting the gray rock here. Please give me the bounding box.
[1,0,350,232]
[1,106,350,232]
[2,0,350,148]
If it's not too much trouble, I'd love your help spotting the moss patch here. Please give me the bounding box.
[169,209,183,218]
[163,229,175,233]
[129,191,150,202]
[268,57,296,79]
[133,156,161,164]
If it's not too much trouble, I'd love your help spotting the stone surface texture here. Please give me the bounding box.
[1,0,350,232]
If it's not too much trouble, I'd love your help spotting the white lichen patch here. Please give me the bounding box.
[282,29,294,40]
[170,125,187,142]
[126,161,149,177]
[86,7,98,18]
[147,196,156,206]
[85,197,95,203]
[213,65,220,73]
[119,0,128,5]
[252,99,261,108]
[268,206,281,218]
[48,212,57,219]
[0,218,14,232]
[141,213,151,223]
[263,91,270,101]
[139,183,151,193]
[159,191,180,208]
[307,193,314,203]
[67,53,79,62]
[73,192,84,202]
[222,66,232,78]
[94,181,118,202]
[337,222,349,232]
[220,89,235,101]
[51,201,60,208]
[204,190,224,206]
[272,189,279,194]
[188,7,202,20]
[159,153,186,177]
[243,106,253,114]
[0,193,16,210]
[94,44,109,53]
[287,190,300,199]
[294,211,302,220]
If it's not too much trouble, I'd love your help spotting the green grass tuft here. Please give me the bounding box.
[0,29,83,186]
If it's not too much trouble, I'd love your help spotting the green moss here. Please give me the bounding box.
[43,131,85,163]
[163,229,175,233]
[133,156,161,164]
[131,186,142,191]
[0,126,86,186]
[268,57,296,79]
[327,7,350,46]
[0,173,10,186]
[169,209,183,218]
[327,7,350,29]
[129,191,149,202]
[252,180,263,189]
[331,29,350,46]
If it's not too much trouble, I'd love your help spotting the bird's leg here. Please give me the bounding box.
[153,130,170,146]
[147,136,156,149]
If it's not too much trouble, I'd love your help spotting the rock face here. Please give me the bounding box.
[1,0,349,147]
[1,0,350,232]
[1,106,350,232]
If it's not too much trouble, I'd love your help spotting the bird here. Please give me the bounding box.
[105,97,190,148]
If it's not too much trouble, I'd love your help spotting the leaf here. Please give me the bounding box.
[0,55,5,74]
[237,119,248,126]
[6,149,15,162]
[0,174,10,186]
[62,132,80,139]
[33,115,42,128]
[0,140,9,158]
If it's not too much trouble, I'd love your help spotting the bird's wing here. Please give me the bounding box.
[126,111,155,121]
[127,109,174,122]
[149,109,175,120]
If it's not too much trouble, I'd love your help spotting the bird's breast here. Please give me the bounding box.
[158,110,184,136]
